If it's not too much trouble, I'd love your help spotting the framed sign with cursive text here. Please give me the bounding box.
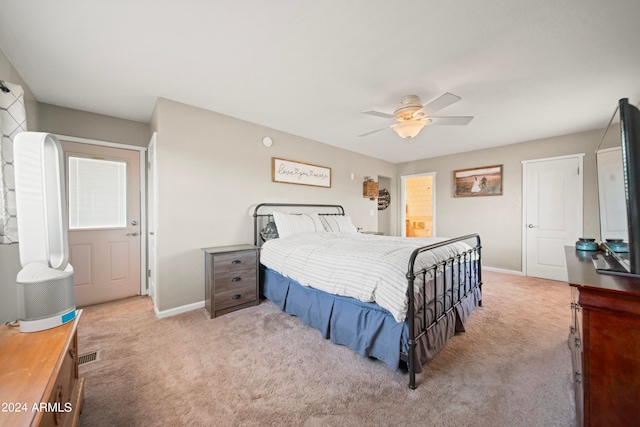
[272,158,332,188]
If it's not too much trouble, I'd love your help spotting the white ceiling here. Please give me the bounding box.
[1,1,639,163]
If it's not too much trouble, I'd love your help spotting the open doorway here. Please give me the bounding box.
[377,176,392,235]
[401,172,435,238]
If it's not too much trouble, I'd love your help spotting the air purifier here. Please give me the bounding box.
[14,132,76,332]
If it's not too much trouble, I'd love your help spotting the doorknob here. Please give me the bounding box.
[127,232,139,236]
[527,224,538,228]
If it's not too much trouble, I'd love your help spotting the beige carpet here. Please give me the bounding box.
[77,271,576,426]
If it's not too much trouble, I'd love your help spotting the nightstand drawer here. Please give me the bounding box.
[214,285,257,312]
[214,251,257,273]
[215,267,257,292]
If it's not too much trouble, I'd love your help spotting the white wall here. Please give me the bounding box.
[151,98,397,312]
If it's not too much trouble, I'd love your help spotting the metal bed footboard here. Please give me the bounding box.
[253,204,482,389]
[404,234,482,389]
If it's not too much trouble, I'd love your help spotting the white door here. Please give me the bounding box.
[62,141,141,307]
[523,155,583,281]
[147,133,158,305]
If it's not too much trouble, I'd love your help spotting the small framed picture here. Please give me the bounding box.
[453,165,503,197]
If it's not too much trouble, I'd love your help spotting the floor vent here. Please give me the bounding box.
[78,350,99,365]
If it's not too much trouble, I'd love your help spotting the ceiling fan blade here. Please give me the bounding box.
[420,93,462,115]
[358,126,391,137]
[362,110,395,119]
[428,116,473,126]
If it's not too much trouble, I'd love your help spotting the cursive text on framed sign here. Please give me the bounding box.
[272,158,332,188]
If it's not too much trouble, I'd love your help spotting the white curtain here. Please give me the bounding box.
[0,81,28,244]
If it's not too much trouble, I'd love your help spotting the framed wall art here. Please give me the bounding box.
[453,165,503,197]
[272,158,332,188]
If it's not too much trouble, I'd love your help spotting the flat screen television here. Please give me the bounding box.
[595,98,640,277]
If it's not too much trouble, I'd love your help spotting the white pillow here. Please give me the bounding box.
[319,215,358,233]
[272,212,325,238]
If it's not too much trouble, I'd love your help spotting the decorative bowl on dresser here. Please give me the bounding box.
[202,244,260,318]
[0,310,84,427]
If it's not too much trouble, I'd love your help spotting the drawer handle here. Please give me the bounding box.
[231,277,242,282]
[54,384,63,424]
[231,260,242,264]
[232,294,242,300]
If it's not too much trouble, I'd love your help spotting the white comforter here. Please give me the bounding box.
[260,232,472,322]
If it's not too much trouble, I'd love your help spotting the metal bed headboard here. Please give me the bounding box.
[253,203,345,246]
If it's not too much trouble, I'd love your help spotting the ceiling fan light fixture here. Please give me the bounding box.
[393,120,425,139]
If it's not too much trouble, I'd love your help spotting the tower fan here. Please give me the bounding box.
[14,132,75,332]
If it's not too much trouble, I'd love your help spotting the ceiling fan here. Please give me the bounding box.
[359,93,473,139]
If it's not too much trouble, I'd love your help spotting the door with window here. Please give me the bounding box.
[61,141,141,307]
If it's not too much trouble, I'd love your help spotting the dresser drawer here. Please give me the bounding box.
[215,266,256,291]
[214,285,257,312]
[40,342,75,427]
[214,251,257,273]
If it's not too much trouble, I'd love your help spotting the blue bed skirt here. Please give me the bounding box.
[262,266,409,371]
[262,263,482,374]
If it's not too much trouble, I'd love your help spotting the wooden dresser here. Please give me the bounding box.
[203,244,259,318]
[566,247,640,426]
[0,311,84,427]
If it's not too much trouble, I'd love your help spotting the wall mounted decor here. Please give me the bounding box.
[272,158,331,188]
[453,165,503,197]
[378,188,390,210]
[363,177,378,200]
[0,81,28,244]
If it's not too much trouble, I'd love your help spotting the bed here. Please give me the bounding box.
[253,203,482,388]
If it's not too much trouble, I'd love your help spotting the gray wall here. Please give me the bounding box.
[152,98,397,312]
[39,103,150,147]
[0,48,39,323]
[397,129,603,272]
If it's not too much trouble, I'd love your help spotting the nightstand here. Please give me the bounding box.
[202,244,259,318]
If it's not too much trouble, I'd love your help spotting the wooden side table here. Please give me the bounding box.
[202,244,259,318]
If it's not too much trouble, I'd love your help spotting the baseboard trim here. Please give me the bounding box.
[483,266,523,276]
[154,300,205,319]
